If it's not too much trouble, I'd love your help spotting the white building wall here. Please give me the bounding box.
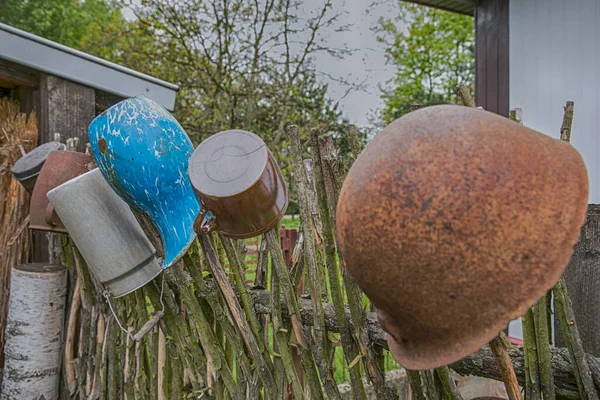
[508,0,600,341]
[510,0,600,203]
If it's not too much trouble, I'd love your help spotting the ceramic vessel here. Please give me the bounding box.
[336,105,589,370]
[88,96,200,268]
[188,129,288,238]
[47,168,162,297]
[29,150,93,232]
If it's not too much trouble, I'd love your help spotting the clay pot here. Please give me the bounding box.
[29,150,93,232]
[336,105,588,370]
[188,129,288,239]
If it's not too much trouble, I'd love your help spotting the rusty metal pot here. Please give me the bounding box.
[336,105,588,370]
[11,142,66,194]
[29,151,93,232]
[188,129,288,238]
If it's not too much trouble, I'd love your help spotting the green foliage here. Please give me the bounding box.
[1,0,357,213]
[0,0,125,52]
[280,216,301,230]
[377,4,474,124]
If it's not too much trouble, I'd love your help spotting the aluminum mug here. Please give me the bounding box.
[188,129,288,239]
[47,168,162,297]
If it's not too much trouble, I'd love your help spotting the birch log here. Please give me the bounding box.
[1,264,67,400]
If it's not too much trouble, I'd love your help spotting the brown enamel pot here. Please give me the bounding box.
[336,105,588,370]
[188,129,288,239]
[30,150,94,232]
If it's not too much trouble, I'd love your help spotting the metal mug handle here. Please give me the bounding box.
[45,203,57,226]
[193,203,218,236]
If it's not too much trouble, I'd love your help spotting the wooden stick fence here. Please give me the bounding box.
[4,89,600,400]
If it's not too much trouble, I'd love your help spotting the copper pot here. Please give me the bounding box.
[336,105,588,370]
[188,130,288,238]
[30,151,93,232]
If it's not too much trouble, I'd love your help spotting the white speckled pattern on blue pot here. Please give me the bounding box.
[88,95,200,269]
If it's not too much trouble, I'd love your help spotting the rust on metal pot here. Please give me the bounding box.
[336,105,588,370]
[98,137,107,155]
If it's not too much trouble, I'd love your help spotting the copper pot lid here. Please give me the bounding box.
[11,142,66,181]
[188,130,268,197]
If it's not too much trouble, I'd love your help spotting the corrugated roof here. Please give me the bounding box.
[402,0,474,15]
[0,23,179,110]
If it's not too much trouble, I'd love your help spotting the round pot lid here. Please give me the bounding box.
[12,142,66,181]
[189,130,268,197]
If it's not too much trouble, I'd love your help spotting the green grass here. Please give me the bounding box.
[281,215,301,230]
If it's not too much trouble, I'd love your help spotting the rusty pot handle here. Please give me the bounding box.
[45,203,57,226]
[193,204,218,236]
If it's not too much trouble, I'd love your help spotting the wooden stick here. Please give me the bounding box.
[123,325,134,400]
[555,100,600,400]
[247,285,600,398]
[490,334,522,400]
[534,296,555,400]
[407,370,427,400]
[434,366,463,400]
[523,303,541,400]
[199,236,279,398]
[166,267,241,398]
[456,84,476,107]
[314,129,398,399]
[560,101,575,142]
[85,306,98,397]
[219,236,274,362]
[183,248,255,387]
[65,279,81,396]
[271,267,306,400]
[265,229,325,400]
[133,311,164,342]
[287,125,344,400]
[107,315,118,400]
[158,327,166,400]
[308,127,371,400]
[554,279,599,400]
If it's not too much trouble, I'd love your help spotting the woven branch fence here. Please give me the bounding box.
[46,123,406,400]
[4,89,600,400]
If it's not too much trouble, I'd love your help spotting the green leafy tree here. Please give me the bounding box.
[0,0,125,53]
[112,0,358,212]
[1,0,357,212]
[376,3,474,124]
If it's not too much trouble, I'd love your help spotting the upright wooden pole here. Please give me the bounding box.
[1,263,67,400]
[553,101,599,400]
[32,74,95,263]
[560,205,600,356]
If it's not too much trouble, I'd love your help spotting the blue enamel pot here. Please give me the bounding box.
[88,96,200,268]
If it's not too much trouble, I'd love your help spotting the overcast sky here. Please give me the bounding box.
[123,0,398,128]
[301,0,398,127]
